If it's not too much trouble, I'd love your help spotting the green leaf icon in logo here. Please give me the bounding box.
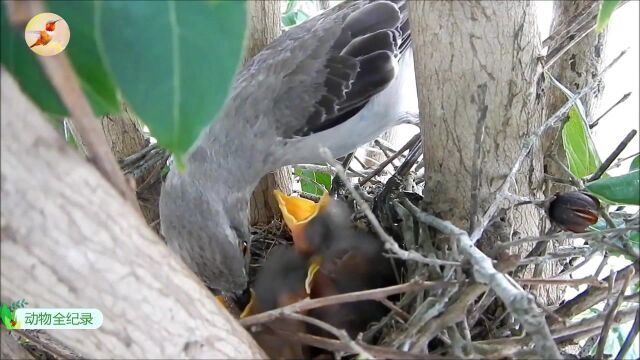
[1,303,16,330]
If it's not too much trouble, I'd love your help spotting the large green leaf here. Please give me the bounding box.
[96,1,247,166]
[630,155,640,172]
[596,0,621,32]
[586,170,640,205]
[47,1,120,115]
[562,106,602,178]
[0,2,66,116]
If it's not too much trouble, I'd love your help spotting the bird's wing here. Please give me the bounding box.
[291,0,411,138]
[230,0,410,140]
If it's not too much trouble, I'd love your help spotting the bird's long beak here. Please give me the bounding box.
[273,190,330,255]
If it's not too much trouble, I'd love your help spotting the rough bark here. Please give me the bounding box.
[100,104,147,161]
[245,0,295,226]
[0,68,265,359]
[540,0,607,305]
[1,330,34,360]
[410,1,545,246]
[100,104,163,230]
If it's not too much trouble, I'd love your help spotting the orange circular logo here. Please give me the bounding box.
[24,13,70,56]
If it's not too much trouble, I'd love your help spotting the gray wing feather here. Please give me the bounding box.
[289,0,411,137]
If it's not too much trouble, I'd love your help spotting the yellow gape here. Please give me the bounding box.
[273,190,330,255]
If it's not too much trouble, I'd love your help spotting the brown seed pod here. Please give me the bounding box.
[546,191,600,233]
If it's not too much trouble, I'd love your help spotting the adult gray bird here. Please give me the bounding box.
[159,0,415,292]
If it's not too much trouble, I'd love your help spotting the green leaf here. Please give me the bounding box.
[47,1,120,115]
[0,3,67,116]
[294,167,332,196]
[629,231,639,247]
[596,0,621,32]
[562,106,602,178]
[586,170,640,205]
[630,155,640,172]
[96,1,247,160]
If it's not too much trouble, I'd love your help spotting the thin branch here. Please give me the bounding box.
[616,308,640,360]
[321,149,461,267]
[550,263,638,326]
[240,279,453,327]
[588,129,638,182]
[590,92,632,129]
[544,174,575,185]
[380,298,410,322]
[595,270,634,359]
[473,306,638,358]
[494,227,633,251]
[359,134,421,186]
[515,277,604,287]
[281,312,374,359]
[516,246,593,266]
[552,250,599,279]
[271,330,438,359]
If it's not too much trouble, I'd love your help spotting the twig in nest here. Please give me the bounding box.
[515,276,605,287]
[473,305,639,358]
[588,129,638,182]
[550,263,638,327]
[240,279,453,327]
[271,330,439,359]
[515,246,593,266]
[119,143,158,168]
[616,309,640,360]
[552,250,598,279]
[494,227,634,252]
[359,134,421,187]
[595,269,634,359]
[398,197,562,359]
[281,312,373,359]
[322,148,460,267]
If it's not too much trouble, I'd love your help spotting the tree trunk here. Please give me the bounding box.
[100,105,147,161]
[0,67,265,359]
[100,104,164,230]
[410,2,545,257]
[539,0,606,305]
[246,0,295,226]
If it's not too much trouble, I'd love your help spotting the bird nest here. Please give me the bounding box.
[241,131,638,359]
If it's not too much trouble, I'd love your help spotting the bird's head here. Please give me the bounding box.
[45,19,61,32]
[160,168,249,293]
